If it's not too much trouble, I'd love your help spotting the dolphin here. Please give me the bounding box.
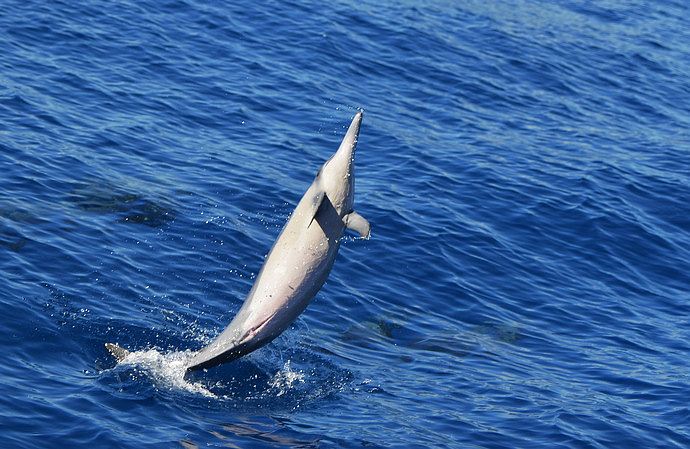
[182,111,370,371]
[106,112,369,370]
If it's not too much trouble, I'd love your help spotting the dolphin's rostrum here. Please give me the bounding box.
[185,111,370,371]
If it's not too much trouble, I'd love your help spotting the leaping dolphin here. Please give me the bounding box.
[106,111,371,371]
[186,111,370,371]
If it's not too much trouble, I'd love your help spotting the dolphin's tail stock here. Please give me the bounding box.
[105,342,131,362]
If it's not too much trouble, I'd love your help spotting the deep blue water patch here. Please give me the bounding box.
[1,0,690,447]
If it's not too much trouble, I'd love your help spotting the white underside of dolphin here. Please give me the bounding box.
[181,111,370,371]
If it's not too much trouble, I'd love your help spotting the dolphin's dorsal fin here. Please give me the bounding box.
[344,211,371,239]
[105,343,130,362]
[308,192,326,227]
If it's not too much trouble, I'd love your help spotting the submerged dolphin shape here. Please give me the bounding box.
[185,111,370,371]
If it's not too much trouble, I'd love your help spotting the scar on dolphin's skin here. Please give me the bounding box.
[106,111,371,373]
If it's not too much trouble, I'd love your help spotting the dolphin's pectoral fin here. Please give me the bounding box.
[308,192,326,228]
[344,211,371,239]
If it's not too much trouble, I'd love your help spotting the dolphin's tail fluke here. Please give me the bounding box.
[105,342,130,362]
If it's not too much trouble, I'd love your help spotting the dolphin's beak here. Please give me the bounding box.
[335,110,363,159]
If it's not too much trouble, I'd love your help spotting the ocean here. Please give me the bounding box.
[1,0,689,447]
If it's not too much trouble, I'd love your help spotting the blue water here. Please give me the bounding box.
[2,0,689,447]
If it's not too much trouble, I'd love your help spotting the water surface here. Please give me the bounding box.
[1,0,689,447]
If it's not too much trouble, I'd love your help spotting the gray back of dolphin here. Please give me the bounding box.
[186,112,370,371]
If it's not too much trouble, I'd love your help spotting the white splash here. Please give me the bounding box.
[114,348,216,398]
[268,361,305,396]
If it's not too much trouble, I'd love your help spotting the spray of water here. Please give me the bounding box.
[113,348,217,398]
[108,348,306,400]
[268,361,305,396]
